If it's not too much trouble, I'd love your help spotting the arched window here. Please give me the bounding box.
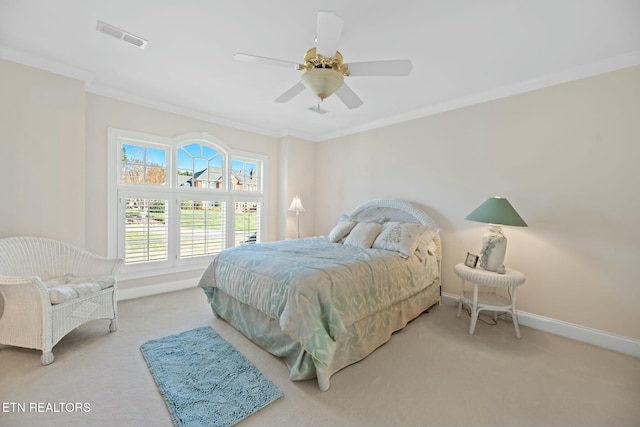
[108,129,266,279]
[177,143,224,189]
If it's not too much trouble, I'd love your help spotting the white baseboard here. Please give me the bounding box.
[115,283,639,359]
[117,279,197,301]
[441,292,640,359]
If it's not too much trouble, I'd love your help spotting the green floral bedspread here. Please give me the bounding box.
[198,236,438,378]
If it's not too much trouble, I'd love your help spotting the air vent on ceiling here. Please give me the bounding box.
[96,20,148,49]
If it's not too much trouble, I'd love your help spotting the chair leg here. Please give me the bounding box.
[109,319,119,332]
[41,351,54,365]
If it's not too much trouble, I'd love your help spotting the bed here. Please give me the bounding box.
[198,199,442,391]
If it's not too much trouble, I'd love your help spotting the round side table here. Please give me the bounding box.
[454,263,526,338]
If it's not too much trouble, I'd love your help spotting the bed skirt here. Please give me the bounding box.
[202,282,440,391]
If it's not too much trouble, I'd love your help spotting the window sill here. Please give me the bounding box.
[118,260,212,281]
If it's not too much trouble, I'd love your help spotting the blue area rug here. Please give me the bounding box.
[140,326,282,427]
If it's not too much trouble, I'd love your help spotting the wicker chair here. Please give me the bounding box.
[0,237,123,365]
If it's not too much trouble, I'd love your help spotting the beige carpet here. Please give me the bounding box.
[1,286,639,427]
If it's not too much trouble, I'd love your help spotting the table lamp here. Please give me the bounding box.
[465,196,527,272]
[288,195,305,238]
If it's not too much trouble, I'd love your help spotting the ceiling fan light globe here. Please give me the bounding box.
[301,68,344,100]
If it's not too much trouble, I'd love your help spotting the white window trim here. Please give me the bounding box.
[107,128,267,280]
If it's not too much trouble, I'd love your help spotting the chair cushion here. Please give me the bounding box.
[43,274,115,305]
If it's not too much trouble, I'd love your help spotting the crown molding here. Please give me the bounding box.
[87,83,324,143]
[0,45,94,83]
[315,50,640,142]
[3,44,639,144]
[85,82,283,139]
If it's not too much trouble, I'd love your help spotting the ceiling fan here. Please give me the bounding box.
[234,11,413,110]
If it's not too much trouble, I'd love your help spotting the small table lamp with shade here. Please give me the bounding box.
[288,195,305,238]
[465,196,527,273]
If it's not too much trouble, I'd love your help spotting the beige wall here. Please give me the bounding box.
[2,56,638,341]
[315,66,640,339]
[0,59,86,247]
[277,136,316,240]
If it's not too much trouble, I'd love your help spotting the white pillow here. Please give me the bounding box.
[343,222,383,248]
[47,282,104,305]
[328,215,357,243]
[415,233,439,262]
[372,221,430,258]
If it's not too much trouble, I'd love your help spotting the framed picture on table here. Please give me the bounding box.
[464,252,479,268]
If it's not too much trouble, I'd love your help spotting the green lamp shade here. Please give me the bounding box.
[465,197,527,227]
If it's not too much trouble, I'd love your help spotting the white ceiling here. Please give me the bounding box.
[1,0,640,141]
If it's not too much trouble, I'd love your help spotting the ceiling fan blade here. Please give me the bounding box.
[275,81,306,103]
[234,53,299,69]
[335,83,363,109]
[315,11,344,58]
[346,59,413,76]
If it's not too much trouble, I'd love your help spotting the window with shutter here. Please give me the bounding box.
[108,129,266,279]
[123,198,169,264]
[179,200,226,258]
[235,202,261,246]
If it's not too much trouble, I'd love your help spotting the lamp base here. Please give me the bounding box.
[480,225,507,272]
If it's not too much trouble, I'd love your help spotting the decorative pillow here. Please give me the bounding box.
[427,239,438,255]
[43,274,72,286]
[343,222,384,248]
[372,221,430,258]
[43,274,115,288]
[328,215,357,243]
[43,274,115,305]
[47,282,102,305]
[415,232,439,262]
[67,274,115,288]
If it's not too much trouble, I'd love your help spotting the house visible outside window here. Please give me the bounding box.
[108,129,266,279]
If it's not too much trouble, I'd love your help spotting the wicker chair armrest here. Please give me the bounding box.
[0,275,42,286]
[0,275,51,306]
[0,276,37,285]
